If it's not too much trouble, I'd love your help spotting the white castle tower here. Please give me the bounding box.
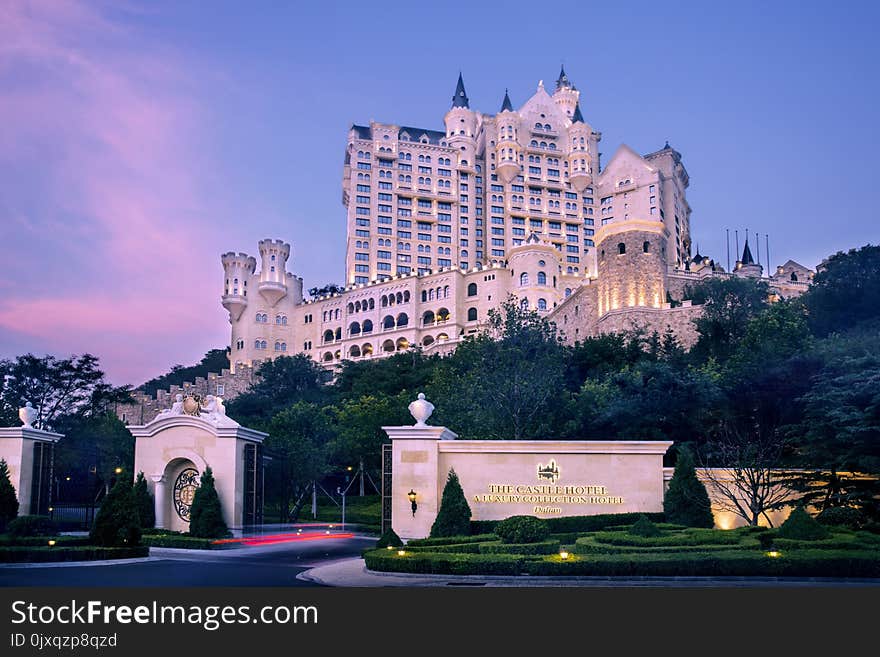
[257,238,290,306]
[221,252,257,321]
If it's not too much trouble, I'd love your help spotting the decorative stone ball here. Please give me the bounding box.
[408,393,434,427]
[182,396,200,416]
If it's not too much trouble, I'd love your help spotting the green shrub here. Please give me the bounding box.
[816,507,864,529]
[0,545,148,564]
[364,549,524,575]
[630,515,661,537]
[132,472,155,529]
[758,531,777,550]
[0,459,19,533]
[8,515,58,537]
[479,539,560,555]
[472,512,668,535]
[778,507,828,541]
[549,532,580,544]
[430,469,472,538]
[90,478,142,547]
[591,528,742,548]
[142,535,215,549]
[407,533,496,547]
[574,536,760,556]
[663,447,714,528]
[189,467,229,539]
[495,516,550,544]
[375,528,403,548]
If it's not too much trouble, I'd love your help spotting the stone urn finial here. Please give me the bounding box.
[408,393,434,427]
[19,401,37,428]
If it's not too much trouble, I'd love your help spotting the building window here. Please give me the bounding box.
[467,282,477,296]
[519,272,529,286]
[537,298,547,311]
[618,242,626,255]
[537,271,547,285]
[467,307,477,321]
[643,241,650,253]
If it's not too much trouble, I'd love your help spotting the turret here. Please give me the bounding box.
[221,252,257,321]
[444,73,478,168]
[595,219,667,315]
[257,239,290,306]
[495,89,521,184]
[508,233,562,313]
[552,66,580,119]
[567,102,592,192]
[734,234,762,278]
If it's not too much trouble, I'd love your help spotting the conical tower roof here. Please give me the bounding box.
[452,72,469,108]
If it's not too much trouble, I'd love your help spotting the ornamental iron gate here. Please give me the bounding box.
[243,443,264,526]
[381,443,392,534]
[30,441,54,516]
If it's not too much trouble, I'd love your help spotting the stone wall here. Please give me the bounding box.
[596,303,702,348]
[115,366,257,426]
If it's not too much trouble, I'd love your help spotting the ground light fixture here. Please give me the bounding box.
[47,540,56,547]
[397,549,406,556]
[559,551,569,560]
[114,467,123,474]
[407,489,418,516]
[766,550,782,558]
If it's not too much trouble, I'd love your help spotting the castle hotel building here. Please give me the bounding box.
[219,69,813,374]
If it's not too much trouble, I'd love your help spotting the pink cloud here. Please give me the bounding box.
[0,0,230,383]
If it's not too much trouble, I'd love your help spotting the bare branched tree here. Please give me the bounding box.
[698,422,798,527]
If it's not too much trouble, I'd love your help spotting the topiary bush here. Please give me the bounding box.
[429,468,472,538]
[494,515,549,544]
[630,515,661,537]
[90,479,142,547]
[7,515,57,538]
[189,467,229,539]
[663,447,714,528]
[132,472,155,529]
[0,459,19,533]
[376,528,403,548]
[778,506,828,541]
[816,506,864,529]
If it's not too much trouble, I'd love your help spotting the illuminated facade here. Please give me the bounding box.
[219,70,814,373]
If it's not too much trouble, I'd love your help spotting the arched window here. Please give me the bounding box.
[618,242,626,255]
[538,298,547,311]
[444,285,449,298]
[467,282,478,296]
[396,312,409,327]
[537,271,547,285]
[349,321,361,335]
[381,295,388,307]
[274,341,281,351]
[403,290,410,302]
[382,339,395,353]
[323,329,334,343]
[790,272,798,282]
[382,315,394,329]
[254,339,261,349]
[520,272,529,286]
[362,319,373,333]
[422,335,435,346]
[260,340,267,350]
[396,292,403,304]
[643,241,650,253]
[280,343,287,352]
[369,298,375,309]
[362,343,373,356]
[565,288,572,298]
[335,309,340,320]
[323,352,334,362]
[467,307,477,321]
[349,345,361,358]
[335,327,342,341]
[437,307,450,321]
[423,310,435,325]
[421,290,427,302]
[429,289,435,301]
[520,298,529,310]
[348,303,354,314]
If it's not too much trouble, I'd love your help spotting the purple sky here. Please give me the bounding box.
[1,1,878,385]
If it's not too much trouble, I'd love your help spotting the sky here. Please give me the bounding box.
[1,0,878,385]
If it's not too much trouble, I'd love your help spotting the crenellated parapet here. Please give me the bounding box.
[221,252,257,321]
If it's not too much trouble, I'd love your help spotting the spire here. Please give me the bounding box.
[741,236,755,265]
[452,72,469,108]
[556,65,572,91]
[500,88,513,112]
[572,102,585,124]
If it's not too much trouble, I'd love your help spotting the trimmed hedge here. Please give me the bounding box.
[471,512,668,535]
[589,528,743,548]
[7,515,58,538]
[0,545,149,564]
[406,533,496,547]
[495,516,549,544]
[0,535,90,548]
[479,539,560,555]
[142,535,216,550]
[524,550,880,578]
[364,550,524,575]
[404,542,483,554]
[574,536,761,555]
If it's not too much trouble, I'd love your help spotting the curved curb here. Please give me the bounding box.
[0,557,159,569]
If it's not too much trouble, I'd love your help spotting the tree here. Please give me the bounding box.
[188,467,228,538]
[0,354,131,430]
[266,402,333,522]
[331,394,410,480]
[698,423,798,526]
[54,413,134,494]
[0,459,19,532]
[140,349,230,397]
[90,476,141,547]
[664,447,714,527]
[226,355,327,424]
[429,468,472,538]
[430,297,567,439]
[804,244,880,336]
[684,277,769,363]
[333,351,440,400]
[132,472,155,529]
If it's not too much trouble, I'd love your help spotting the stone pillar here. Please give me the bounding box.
[0,409,63,516]
[150,474,166,530]
[383,394,457,540]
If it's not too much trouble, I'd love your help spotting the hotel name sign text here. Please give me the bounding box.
[471,460,625,514]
